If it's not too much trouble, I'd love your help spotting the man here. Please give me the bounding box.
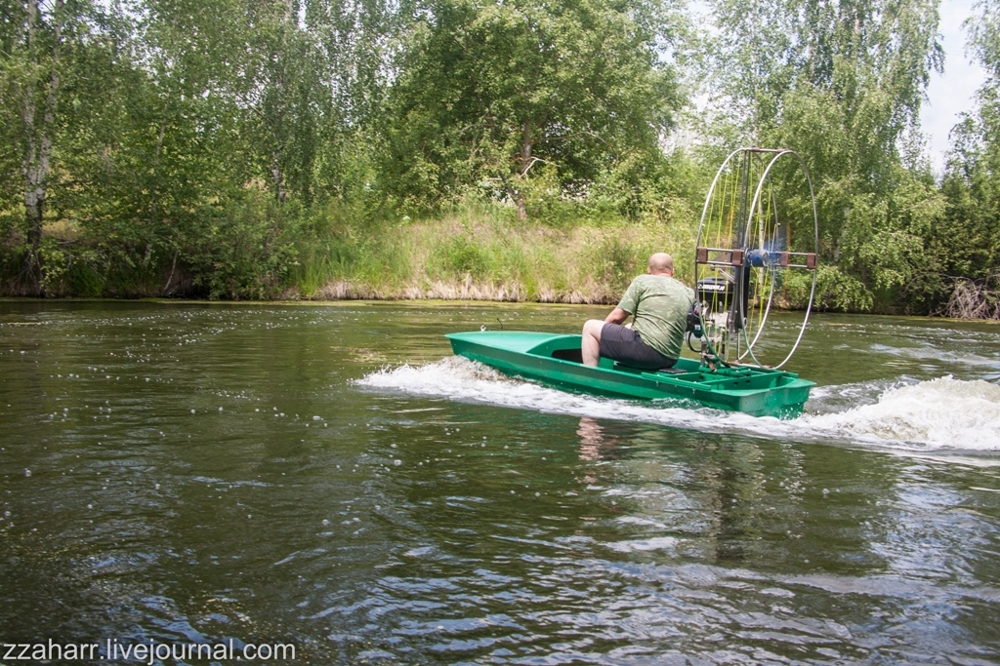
[581,252,695,369]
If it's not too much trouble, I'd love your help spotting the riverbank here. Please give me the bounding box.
[3,203,997,319]
[2,208,703,305]
[291,215,689,304]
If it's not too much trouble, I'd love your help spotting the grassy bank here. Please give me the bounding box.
[293,210,700,304]
[5,198,996,319]
[2,201,704,304]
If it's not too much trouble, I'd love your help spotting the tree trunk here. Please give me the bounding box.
[271,148,287,204]
[20,0,63,292]
[515,192,527,221]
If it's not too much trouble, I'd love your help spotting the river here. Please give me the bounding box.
[1,300,999,664]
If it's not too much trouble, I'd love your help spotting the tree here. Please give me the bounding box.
[927,0,1000,317]
[0,0,69,288]
[384,0,682,219]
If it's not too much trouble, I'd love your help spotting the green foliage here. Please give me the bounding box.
[705,0,949,313]
[815,264,873,312]
[383,0,683,217]
[434,235,489,278]
[920,0,1000,318]
[289,211,416,296]
[36,235,68,293]
[422,216,538,288]
[180,196,301,300]
[64,254,105,297]
[587,236,642,293]
[776,269,814,310]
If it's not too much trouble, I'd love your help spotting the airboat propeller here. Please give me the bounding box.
[692,147,819,369]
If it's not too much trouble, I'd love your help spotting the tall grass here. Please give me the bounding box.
[289,203,700,303]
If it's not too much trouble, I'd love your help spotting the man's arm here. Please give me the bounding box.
[605,307,630,325]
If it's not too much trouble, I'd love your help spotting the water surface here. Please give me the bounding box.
[1,300,999,664]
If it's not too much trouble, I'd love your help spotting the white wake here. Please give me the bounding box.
[357,358,1000,452]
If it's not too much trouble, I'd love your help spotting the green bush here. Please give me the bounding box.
[181,195,300,300]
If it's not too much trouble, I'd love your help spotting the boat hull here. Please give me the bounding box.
[446,331,813,418]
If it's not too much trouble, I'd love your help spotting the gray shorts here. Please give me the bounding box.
[599,323,676,370]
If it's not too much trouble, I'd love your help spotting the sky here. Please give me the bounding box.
[919,0,987,174]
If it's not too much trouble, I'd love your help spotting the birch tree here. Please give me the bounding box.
[0,0,68,288]
[928,0,1000,315]
[708,0,944,310]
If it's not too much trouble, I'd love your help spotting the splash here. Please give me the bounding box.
[803,376,1000,451]
[357,359,1000,452]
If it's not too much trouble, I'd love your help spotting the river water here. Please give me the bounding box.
[1,300,999,665]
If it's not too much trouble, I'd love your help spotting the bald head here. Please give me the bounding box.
[647,253,674,276]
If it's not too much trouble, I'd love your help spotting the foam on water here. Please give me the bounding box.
[802,376,1000,451]
[357,358,1000,453]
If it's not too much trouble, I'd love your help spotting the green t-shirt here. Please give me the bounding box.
[617,274,695,360]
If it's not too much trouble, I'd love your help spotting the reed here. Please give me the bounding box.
[2,199,703,303]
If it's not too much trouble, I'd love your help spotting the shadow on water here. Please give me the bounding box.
[0,301,998,663]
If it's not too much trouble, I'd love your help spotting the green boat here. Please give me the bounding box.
[446,330,815,418]
[445,148,822,419]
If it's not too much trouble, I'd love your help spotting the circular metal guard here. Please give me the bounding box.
[693,148,818,369]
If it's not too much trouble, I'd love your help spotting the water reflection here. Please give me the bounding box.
[577,416,612,463]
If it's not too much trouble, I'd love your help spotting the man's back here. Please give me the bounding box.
[617,274,695,360]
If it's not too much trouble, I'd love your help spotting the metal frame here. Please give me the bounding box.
[693,147,819,369]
